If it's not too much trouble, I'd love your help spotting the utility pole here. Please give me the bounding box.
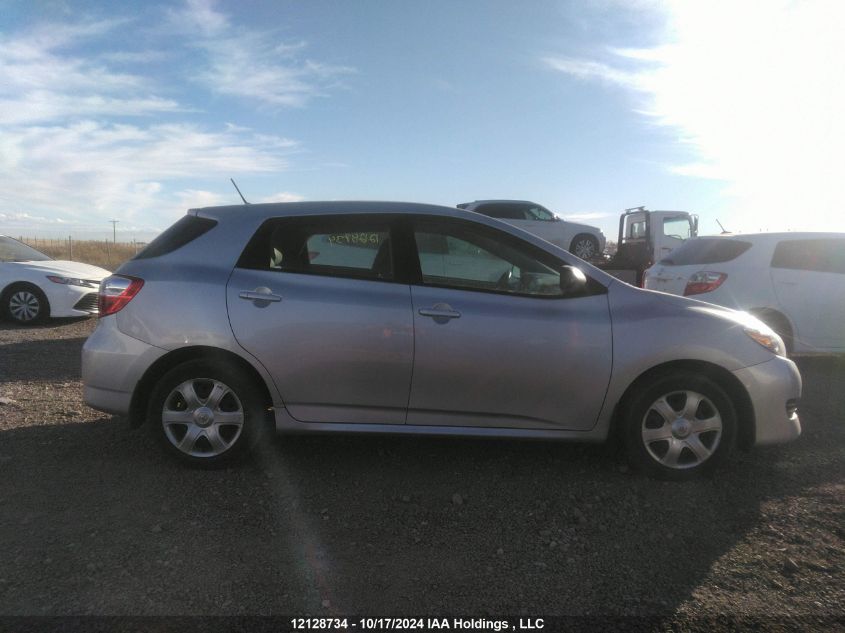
[109,219,119,243]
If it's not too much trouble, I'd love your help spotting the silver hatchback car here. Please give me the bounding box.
[82,202,801,479]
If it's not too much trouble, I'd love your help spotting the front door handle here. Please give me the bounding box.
[239,287,282,303]
[419,304,461,320]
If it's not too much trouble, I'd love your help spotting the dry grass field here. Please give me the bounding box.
[19,237,140,270]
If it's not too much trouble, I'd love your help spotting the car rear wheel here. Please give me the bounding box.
[623,371,737,480]
[570,234,599,260]
[3,284,49,325]
[148,359,267,467]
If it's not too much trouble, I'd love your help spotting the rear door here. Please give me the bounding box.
[227,214,414,424]
[770,237,845,351]
[406,216,613,431]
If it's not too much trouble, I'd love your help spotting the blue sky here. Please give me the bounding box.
[1,0,843,241]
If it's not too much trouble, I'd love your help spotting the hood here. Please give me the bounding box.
[7,259,111,279]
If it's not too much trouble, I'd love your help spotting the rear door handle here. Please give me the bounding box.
[239,288,282,303]
[419,305,461,319]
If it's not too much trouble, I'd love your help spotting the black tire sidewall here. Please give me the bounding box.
[3,284,50,325]
[147,359,267,467]
[623,372,737,480]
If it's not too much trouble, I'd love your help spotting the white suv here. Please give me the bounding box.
[643,232,845,354]
[458,200,606,260]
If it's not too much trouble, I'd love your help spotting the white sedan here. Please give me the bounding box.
[0,235,111,324]
[458,200,606,260]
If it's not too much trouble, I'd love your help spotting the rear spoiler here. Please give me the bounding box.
[456,203,470,209]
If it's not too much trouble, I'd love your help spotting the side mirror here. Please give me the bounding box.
[560,265,587,295]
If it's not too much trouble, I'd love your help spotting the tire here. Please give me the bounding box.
[147,359,267,467]
[623,371,737,480]
[3,284,50,325]
[570,234,600,260]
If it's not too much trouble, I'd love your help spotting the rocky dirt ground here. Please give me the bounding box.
[0,318,842,629]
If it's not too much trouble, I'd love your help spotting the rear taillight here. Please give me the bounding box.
[98,275,144,317]
[683,271,727,296]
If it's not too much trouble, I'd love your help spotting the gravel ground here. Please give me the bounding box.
[0,318,842,628]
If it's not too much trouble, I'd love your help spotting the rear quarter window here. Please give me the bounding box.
[771,238,845,274]
[134,215,217,260]
[660,238,752,265]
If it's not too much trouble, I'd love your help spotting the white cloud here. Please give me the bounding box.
[166,0,355,107]
[258,192,306,203]
[0,2,345,235]
[546,0,845,232]
[0,121,297,231]
[0,18,179,125]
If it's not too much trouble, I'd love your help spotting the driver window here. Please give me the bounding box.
[414,223,563,296]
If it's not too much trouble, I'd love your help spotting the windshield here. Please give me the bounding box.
[0,236,53,262]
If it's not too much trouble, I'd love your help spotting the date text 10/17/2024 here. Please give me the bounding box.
[290,618,544,631]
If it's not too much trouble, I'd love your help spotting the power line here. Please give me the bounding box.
[109,219,119,243]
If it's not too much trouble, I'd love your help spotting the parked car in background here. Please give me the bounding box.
[82,201,801,479]
[457,200,606,260]
[0,235,110,324]
[643,232,845,354]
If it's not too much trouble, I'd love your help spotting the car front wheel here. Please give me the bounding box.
[3,284,49,324]
[570,234,600,260]
[148,359,267,467]
[623,371,737,480]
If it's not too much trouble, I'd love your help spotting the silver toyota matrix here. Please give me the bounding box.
[82,202,801,479]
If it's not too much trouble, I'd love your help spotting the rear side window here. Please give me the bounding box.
[134,215,217,260]
[238,215,394,281]
[771,239,845,274]
[660,238,752,265]
[475,204,524,220]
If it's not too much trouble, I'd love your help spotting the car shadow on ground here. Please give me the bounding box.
[0,351,842,621]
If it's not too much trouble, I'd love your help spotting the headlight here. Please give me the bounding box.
[46,275,89,287]
[744,325,785,357]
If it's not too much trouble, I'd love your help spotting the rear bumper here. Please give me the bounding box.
[733,356,802,446]
[82,318,166,416]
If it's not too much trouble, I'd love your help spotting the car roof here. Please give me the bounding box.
[460,200,543,206]
[190,200,482,222]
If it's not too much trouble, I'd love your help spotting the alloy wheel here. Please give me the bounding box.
[161,378,245,458]
[640,390,723,470]
[574,238,596,259]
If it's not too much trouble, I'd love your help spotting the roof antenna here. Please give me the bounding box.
[230,178,250,205]
[716,219,730,234]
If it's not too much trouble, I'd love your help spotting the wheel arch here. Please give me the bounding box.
[129,346,275,427]
[608,359,756,451]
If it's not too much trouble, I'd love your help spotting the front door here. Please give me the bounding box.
[406,217,613,430]
[227,214,414,424]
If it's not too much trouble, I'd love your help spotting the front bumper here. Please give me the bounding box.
[732,356,802,445]
[46,283,101,317]
[82,318,166,416]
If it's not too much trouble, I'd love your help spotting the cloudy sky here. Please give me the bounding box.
[1,0,843,240]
